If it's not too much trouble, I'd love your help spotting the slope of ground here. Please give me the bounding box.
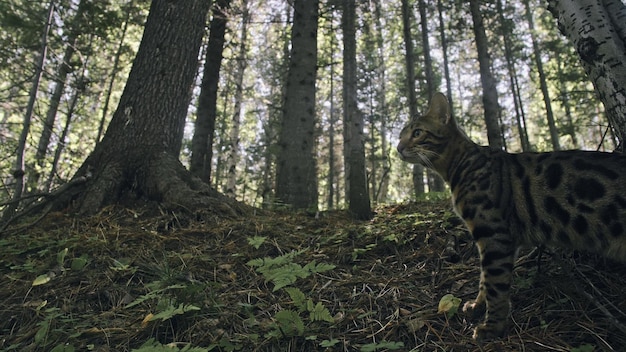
[1,199,625,351]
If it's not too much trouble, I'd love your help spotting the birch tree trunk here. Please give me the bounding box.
[547,0,626,149]
[224,2,249,199]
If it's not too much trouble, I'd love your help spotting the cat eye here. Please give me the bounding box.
[412,129,422,138]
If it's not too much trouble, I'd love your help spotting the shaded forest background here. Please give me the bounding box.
[2,1,626,351]
[0,0,614,215]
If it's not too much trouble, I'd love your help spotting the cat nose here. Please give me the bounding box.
[397,145,405,156]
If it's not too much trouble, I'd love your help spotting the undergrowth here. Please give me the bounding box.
[1,201,625,351]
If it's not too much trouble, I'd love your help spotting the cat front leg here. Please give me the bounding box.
[465,231,516,340]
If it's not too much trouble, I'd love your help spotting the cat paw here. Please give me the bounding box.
[472,322,505,341]
[462,300,486,319]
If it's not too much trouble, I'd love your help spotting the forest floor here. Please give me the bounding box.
[1,198,626,352]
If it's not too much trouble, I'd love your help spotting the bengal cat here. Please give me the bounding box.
[396,92,626,340]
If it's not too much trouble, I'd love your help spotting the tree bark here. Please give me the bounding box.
[497,0,531,152]
[225,1,249,199]
[525,0,560,150]
[2,1,54,224]
[190,0,231,183]
[50,0,243,217]
[469,0,505,150]
[342,0,372,220]
[275,0,319,210]
[401,0,425,197]
[547,0,626,150]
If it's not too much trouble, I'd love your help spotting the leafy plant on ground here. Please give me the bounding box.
[247,250,335,291]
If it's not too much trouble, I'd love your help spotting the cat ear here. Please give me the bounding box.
[426,92,452,125]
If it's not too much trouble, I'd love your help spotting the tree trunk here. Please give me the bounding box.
[2,1,54,224]
[401,0,425,196]
[437,0,455,120]
[30,0,87,191]
[342,0,372,220]
[190,0,231,183]
[418,0,445,192]
[497,0,531,152]
[52,0,243,217]
[525,0,560,150]
[372,0,390,203]
[275,0,319,210]
[224,2,249,199]
[547,0,626,150]
[469,0,505,150]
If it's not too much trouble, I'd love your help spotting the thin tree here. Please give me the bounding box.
[275,0,319,210]
[469,0,505,150]
[496,0,531,151]
[30,0,87,190]
[342,0,372,220]
[371,0,390,203]
[525,0,560,150]
[401,0,425,197]
[436,0,454,119]
[190,0,231,183]
[547,0,626,150]
[224,1,250,199]
[2,1,54,224]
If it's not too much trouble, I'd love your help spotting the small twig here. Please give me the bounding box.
[572,265,626,337]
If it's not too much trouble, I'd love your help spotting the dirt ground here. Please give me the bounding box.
[1,199,625,351]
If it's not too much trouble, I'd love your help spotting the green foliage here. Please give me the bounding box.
[360,340,405,351]
[150,302,201,322]
[132,338,208,352]
[437,294,461,317]
[571,344,595,352]
[247,236,267,249]
[247,250,335,291]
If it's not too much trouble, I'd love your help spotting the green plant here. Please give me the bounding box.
[247,250,335,291]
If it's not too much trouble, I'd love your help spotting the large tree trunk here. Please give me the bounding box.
[53,0,243,216]
[342,0,372,220]
[469,0,505,150]
[275,0,319,210]
[547,0,626,149]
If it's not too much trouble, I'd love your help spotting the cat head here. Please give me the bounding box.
[397,92,466,171]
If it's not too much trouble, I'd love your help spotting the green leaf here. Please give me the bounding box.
[285,287,307,311]
[320,339,341,347]
[360,341,405,352]
[71,256,88,271]
[34,320,50,344]
[308,301,334,323]
[274,310,304,337]
[57,248,69,266]
[571,344,596,352]
[32,274,51,286]
[247,236,267,249]
[150,303,201,322]
[438,294,461,317]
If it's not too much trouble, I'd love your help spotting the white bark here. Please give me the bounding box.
[547,0,626,148]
